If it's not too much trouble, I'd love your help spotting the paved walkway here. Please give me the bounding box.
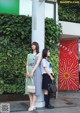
[0,91,80,113]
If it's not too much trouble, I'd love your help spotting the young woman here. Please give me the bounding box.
[25,42,42,111]
[41,48,54,109]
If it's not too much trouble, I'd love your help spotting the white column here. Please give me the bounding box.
[32,0,45,52]
[32,0,45,108]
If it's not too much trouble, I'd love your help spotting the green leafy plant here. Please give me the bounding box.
[58,3,80,23]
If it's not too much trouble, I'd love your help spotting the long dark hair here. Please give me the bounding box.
[42,48,49,58]
[32,42,39,54]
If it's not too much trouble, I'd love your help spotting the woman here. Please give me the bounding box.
[25,42,42,111]
[41,48,54,109]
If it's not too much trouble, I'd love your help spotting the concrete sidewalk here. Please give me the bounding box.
[0,91,80,113]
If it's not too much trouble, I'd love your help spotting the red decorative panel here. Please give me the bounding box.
[59,40,79,90]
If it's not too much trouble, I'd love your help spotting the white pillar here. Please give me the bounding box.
[32,0,45,108]
[32,0,45,52]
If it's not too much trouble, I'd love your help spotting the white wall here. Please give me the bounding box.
[45,3,53,18]
[19,0,56,19]
[59,21,80,36]
[19,0,32,16]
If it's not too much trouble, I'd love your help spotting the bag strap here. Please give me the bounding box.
[31,78,34,85]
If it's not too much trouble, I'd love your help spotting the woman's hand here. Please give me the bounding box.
[50,75,54,81]
[26,72,30,77]
[29,71,34,78]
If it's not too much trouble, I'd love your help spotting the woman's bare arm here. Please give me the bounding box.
[26,55,29,76]
[32,53,42,73]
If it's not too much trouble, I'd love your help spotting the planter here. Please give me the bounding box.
[0,93,56,102]
[0,94,29,102]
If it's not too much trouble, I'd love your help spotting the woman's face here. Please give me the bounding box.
[32,44,36,51]
[47,50,50,57]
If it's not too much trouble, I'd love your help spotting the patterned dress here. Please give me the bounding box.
[25,53,42,96]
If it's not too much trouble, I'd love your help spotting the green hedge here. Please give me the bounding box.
[0,14,62,94]
[58,3,80,23]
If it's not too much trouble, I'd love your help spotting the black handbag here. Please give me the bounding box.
[48,80,57,93]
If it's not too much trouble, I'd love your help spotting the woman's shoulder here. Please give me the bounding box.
[27,53,34,58]
[42,58,47,62]
[28,53,33,55]
[37,52,42,57]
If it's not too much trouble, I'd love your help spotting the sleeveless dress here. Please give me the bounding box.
[25,53,42,96]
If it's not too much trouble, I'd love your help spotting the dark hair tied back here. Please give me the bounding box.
[42,48,49,58]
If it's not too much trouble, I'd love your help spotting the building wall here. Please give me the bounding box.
[60,21,80,36]
[19,0,54,18]
[19,0,32,16]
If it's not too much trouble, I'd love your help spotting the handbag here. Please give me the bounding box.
[48,80,57,93]
[27,78,35,93]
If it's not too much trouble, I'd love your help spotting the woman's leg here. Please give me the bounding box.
[44,90,49,107]
[28,93,33,111]
[44,90,48,95]
[44,90,54,109]
[32,94,36,108]
[28,93,36,111]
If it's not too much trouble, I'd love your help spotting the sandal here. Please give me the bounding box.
[28,106,36,111]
